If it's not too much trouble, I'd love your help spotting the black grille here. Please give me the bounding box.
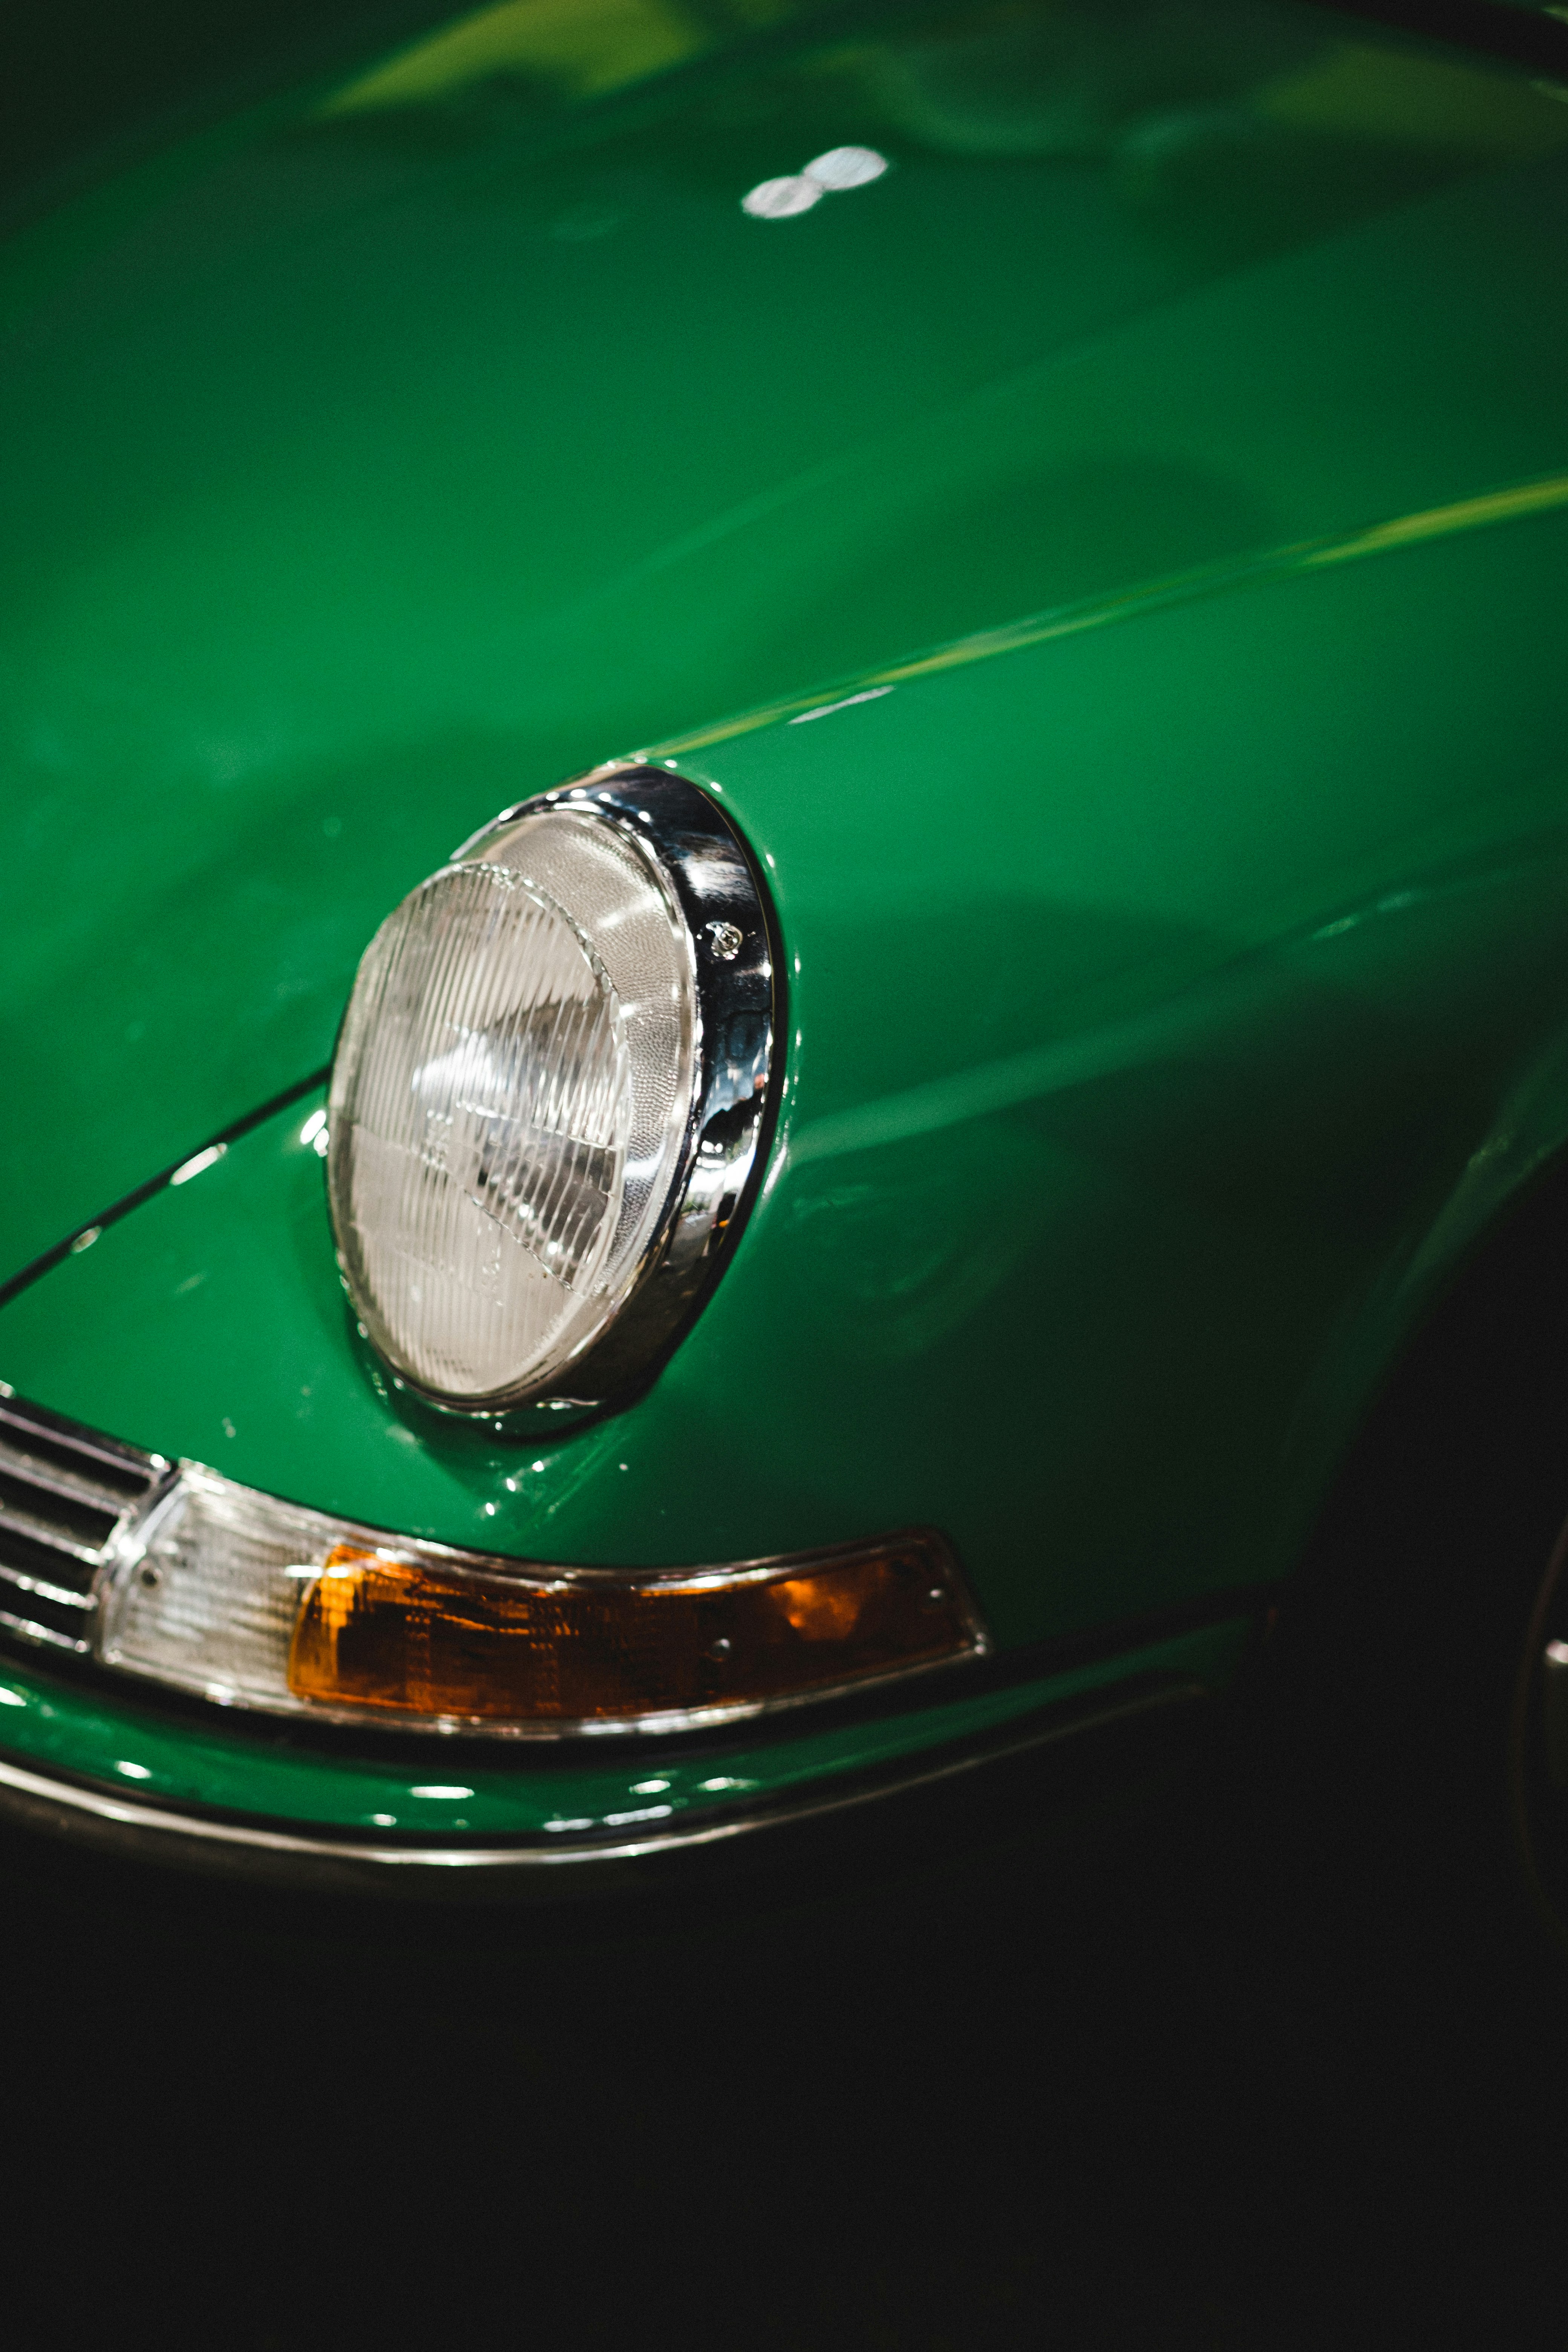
[0,1392,165,1655]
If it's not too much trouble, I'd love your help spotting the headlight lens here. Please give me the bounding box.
[329,770,773,1413]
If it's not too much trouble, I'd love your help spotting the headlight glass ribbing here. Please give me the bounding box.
[330,790,709,1410]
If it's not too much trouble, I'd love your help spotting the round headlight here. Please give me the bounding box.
[328,768,776,1415]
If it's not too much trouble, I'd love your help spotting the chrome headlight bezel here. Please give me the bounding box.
[327,765,779,1422]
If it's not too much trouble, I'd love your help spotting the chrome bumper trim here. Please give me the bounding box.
[0,1672,1207,1899]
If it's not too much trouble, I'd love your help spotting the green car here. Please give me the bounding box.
[3,0,1567,1927]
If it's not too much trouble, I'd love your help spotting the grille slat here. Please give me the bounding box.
[0,1499,107,1567]
[0,1393,163,1652]
[0,1560,95,1610]
[0,1519,101,1595]
[0,1446,139,1518]
[0,1403,156,1493]
[0,1601,93,1654]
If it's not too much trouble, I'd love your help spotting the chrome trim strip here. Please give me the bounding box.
[0,1400,162,1482]
[0,1674,1205,1891]
[0,1563,94,1610]
[0,1502,103,1567]
[0,1608,91,1656]
[0,1447,139,1516]
[0,1397,174,1650]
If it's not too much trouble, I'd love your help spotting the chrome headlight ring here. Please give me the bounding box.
[327,764,779,1424]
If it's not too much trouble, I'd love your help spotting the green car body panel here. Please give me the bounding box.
[2,0,1567,1852]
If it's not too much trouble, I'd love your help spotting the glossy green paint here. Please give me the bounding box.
[3,3,1566,1276]
[7,485,1568,1647]
[0,1619,1248,1836]
[3,4,1568,1818]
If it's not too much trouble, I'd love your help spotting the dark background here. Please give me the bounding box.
[3,1709,1566,2351]
[6,5,1568,2343]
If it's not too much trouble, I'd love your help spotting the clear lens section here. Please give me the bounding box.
[96,1465,983,1733]
[329,810,697,1406]
[100,1468,342,1709]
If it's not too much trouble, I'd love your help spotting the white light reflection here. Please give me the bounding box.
[790,686,894,726]
[410,1784,474,1800]
[603,1804,673,1826]
[742,174,820,219]
[630,1778,671,1795]
[0,1686,26,1707]
[742,148,888,220]
[170,1143,227,1187]
[805,145,889,191]
[759,1136,790,1199]
[299,1108,327,1147]
[115,1760,153,1780]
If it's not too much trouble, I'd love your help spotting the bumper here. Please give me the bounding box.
[0,1626,1244,1899]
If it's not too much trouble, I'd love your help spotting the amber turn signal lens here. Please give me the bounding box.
[286,1532,979,1726]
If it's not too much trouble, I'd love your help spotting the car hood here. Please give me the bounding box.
[3,0,1568,1281]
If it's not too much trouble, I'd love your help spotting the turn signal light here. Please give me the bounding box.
[287,1531,979,1726]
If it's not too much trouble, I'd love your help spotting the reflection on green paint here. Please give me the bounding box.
[0,1616,1248,1836]
[652,470,1568,755]
[6,0,1566,1279]
[320,0,796,119]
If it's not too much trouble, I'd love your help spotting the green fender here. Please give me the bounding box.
[3,3,1568,1666]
